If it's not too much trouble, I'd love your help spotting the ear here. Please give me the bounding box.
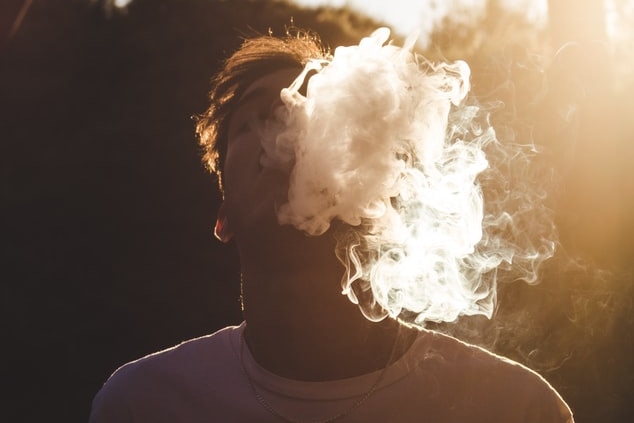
[214,203,234,243]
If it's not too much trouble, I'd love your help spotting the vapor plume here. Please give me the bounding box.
[259,28,557,327]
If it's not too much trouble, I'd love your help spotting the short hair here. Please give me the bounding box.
[196,28,331,190]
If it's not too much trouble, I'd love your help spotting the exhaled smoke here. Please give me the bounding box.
[259,28,557,327]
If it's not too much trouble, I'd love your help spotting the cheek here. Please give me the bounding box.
[231,126,265,158]
[222,159,251,203]
[222,139,264,210]
[223,137,260,181]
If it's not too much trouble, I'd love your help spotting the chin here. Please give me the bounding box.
[239,217,338,259]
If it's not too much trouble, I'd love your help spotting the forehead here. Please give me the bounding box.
[234,67,301,110]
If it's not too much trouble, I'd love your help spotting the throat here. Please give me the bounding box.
[237,227,418,381]
[242,308,417,381]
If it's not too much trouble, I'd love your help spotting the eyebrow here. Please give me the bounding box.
[227,86,277,136]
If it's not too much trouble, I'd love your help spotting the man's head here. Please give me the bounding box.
[196,29,330,191]
[196,29,332,248]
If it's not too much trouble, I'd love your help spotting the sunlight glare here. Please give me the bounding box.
[114,0,133,8]
[288,0,553,47]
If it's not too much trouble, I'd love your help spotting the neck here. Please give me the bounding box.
[237,229,417,381]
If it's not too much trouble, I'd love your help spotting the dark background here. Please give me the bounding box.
[1,1,632,422]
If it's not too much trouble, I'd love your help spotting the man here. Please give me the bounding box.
[90,29,574,422]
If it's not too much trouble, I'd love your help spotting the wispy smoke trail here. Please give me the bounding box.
[259,28,557,327]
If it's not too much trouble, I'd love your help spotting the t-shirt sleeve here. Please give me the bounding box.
[87,326,241,423]
[487,358,574,423]
[521,374,575,423]
[89,370,135,423]
[441,336,576,423]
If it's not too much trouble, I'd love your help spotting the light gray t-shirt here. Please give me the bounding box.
[90,323,574,422]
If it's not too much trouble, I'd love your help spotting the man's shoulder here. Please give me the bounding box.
[90,325,242,419]
[420,333,572,422]
[408,330,574,422]
[423,330,541,378]
[89,324,247,422]
[111,324,239,381]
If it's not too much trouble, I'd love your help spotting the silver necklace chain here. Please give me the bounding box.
[238,333,397,423]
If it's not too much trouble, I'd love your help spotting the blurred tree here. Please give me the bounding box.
[0,0,32,47]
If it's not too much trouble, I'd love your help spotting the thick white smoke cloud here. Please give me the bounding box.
[259,28,556,327]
